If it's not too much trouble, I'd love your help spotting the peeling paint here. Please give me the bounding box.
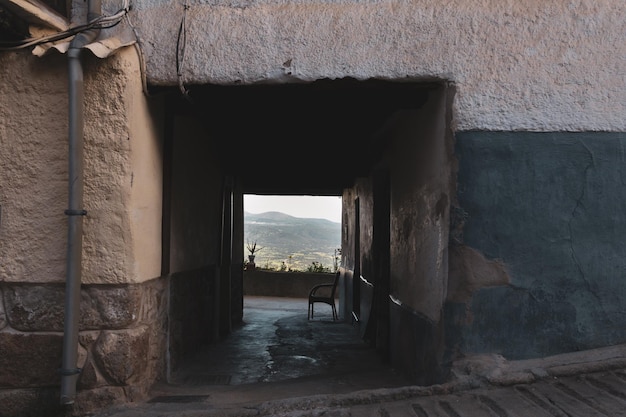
[447,245,510,303]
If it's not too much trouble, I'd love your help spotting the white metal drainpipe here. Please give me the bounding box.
[60,0,101,405]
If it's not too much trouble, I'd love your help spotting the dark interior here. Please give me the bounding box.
[156,78,433,195]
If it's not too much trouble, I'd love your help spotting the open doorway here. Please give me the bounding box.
[242,194,342,322]
[243,194,341,273]
[161,78,454,392]
[168,193,405,390]
[233,194,361,384]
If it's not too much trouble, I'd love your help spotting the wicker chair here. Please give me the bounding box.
[308,271,340,321]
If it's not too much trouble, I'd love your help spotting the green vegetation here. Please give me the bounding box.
[244,211,341,272]
[249,260,336,273]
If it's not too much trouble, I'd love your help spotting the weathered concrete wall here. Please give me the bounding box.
[244,270,337,299]
[0,48,162,285]
[341,181,376,327]
[133,0,626,132]
[165,101,230,371]
[450,132,626,360]
[386,86,452,384]
[168,113,222,273]
[388,87,451,323]
[341,85,453,383]
[342,178,376,330]
[169,267,217,372]
[340,190,357,320]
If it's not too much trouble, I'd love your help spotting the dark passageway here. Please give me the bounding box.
[161,296,411,403]
[157,78,433,195]
[160,78,452,392]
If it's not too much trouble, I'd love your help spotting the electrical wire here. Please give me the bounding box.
[123,8,149,96]
[176,2,191,100]
[0,0,130,51]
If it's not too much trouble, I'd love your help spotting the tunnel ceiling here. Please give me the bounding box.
[159,78,434,195]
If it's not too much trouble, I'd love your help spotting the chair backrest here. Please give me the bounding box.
[330,270,340,298]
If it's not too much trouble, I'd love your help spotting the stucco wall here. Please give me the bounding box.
[451,131,626,359]
[127,66,164,283]
[0,48,162,285]
[0,51,68,284]
[0,47,166,416]
[82,49,163,284]
[132,0,625,132]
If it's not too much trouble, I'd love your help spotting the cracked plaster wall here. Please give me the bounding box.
[132,0,626,132]
[453,131,626,359]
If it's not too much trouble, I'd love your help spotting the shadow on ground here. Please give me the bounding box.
[153,296,411,405]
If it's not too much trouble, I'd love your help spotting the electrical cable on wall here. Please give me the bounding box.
[0,0,130,51]
[176,1,191,100]
[123,8,150,96]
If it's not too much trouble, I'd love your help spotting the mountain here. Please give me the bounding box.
[244,211,341,271]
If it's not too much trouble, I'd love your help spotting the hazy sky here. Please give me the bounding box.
[244,195,342,223]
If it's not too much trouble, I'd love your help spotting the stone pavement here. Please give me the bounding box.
[93,297,626,417]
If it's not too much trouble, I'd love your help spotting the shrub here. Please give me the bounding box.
[306,262,332,273]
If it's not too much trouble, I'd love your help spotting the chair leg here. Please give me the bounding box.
[309,301,340,321]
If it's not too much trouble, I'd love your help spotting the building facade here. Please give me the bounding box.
[0,0,624,415]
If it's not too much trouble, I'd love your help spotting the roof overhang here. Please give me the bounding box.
[0,0,135,58]
[0,0,68,31]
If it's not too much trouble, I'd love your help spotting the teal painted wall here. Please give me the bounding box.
[450,132,626,360]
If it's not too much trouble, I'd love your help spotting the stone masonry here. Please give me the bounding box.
[0,278,167,417]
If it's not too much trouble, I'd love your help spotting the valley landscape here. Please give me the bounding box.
[244,211,341,271]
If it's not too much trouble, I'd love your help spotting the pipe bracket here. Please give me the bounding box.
[64,209,87,216]
[58,368,82,376]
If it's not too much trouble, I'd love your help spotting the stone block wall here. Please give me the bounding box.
[0,278,167,417]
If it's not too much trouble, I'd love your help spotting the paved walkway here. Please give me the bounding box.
[94,296,626,417]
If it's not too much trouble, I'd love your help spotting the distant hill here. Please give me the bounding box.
[244,211,341,271]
